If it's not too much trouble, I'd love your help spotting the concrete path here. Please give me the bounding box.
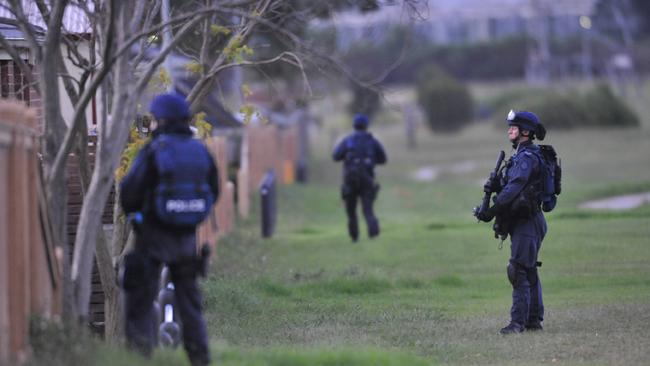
[579,192,650,210]
[411,160,478,182]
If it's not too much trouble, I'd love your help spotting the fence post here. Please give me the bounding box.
[259,169,277,238]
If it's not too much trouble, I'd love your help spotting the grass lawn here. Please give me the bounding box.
[28,83,650,365]
[195,98,650,365]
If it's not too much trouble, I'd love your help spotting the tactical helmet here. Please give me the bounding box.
[149,93,191,121]
[506,110,546,140]
[353,113,369,130]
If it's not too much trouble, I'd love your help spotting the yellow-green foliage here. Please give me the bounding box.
[194,112,213,139]
[185,61,203,75]
[210,24,231,36]
[158,68,172,88]
[224,36,253,63]
[239,104,255,124]
[115,127,148,182]
[241,84,252,98]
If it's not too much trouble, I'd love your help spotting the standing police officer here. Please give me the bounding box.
[476,110,547,334]
[120,93,219,365]
[333,113,387,242]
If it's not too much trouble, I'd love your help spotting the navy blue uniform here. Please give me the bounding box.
[120,123,218,365]
[494,141,546,329]
[332,131,387,241]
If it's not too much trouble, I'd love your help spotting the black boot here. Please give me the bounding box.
[499,322,524,335]
[525,321,543,331]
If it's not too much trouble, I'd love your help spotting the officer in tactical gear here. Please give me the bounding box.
[332,113,387,242]
[120,93,219,365]
[476,110,547,334]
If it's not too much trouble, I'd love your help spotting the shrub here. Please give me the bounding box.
[492,83,639,130]
[416,65,474,132]
[581,84,640,127]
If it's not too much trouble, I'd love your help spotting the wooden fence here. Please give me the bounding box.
[198,124,299,249]
[244,124,299,192]
[197,136,235,253]
[0,101,60,365]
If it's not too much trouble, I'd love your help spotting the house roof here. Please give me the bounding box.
[0,22,30,40]
[0,0,92,35]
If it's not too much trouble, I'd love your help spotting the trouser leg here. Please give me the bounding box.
[169,265,210,366]
[528,269,544,324]
[360,189,379,238]
[345,194,359,241]
[508,262,530,327]
[123,254,160,357]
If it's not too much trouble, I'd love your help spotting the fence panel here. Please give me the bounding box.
[0,100,59,365]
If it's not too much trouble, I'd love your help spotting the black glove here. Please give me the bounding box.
[483,174,500,193]
[476,205,497,222]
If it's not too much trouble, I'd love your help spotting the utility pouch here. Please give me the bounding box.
[510,185,538,219]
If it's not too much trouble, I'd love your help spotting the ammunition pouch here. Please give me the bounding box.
[510,185,540,219]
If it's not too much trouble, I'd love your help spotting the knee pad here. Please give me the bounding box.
[527,267,539,287]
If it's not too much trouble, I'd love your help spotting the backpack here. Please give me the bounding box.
[344,134,374,188]
[150,135,215,228]
[536,145,562,212]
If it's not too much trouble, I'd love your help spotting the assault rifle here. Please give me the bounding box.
[473,150,505,219]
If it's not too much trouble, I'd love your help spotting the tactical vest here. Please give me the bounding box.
[502,147,544,218]
[150,134,215,228]
[344,134,374,187]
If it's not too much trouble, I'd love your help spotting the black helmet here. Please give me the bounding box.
[507,110,546,140]
[149,93,191,121]
[353,113,369,130]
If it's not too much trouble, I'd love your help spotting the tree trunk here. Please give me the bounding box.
[71,4,138,319]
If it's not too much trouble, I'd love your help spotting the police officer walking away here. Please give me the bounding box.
[120,93,219,365]
[475,110,549,334]
[333,113,387,242]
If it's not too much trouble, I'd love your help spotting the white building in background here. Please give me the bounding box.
[0,0,102,130]
[315,0,597,49]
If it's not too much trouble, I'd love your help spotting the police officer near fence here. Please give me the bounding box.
[120,93,218,365]
[333,113,387,242]
[475,110,548,334]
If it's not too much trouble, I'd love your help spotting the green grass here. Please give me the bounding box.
[27,81,650,365]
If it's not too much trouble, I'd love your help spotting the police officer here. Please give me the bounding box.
[332,113,387,242]
[120,93,218,365]
[476,110,547,334]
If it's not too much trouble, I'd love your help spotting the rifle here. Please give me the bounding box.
[473,150,505,218]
